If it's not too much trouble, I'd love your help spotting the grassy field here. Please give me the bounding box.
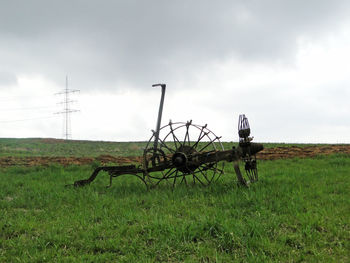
[0,138,328,157]
[0,138,148,157]
[0,139,349,262]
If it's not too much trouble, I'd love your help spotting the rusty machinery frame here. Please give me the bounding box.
[72,84,263,189]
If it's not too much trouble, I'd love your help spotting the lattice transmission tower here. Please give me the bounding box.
[55,76,80,140]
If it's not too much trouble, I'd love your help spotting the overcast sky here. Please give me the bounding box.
[0,0,350,143]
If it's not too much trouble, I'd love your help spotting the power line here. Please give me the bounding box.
[55,76,80,140]
[0,94,54,102]
[0,115,59,123]
[0,105,57,111]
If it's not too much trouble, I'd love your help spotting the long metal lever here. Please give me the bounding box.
[152,83,166,151]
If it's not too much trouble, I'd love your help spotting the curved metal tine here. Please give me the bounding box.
[169,122,182,149]
[189,125,208,152]
[191,171,206,186]
[250,170,255,182]
[251,169,257,182]
[246,170,253,182]
[252,170,256,182]
[244,166,251,181]
[247,164,256,182]
[157,136,176,153]
[238,114,243,131]
[198,136,221,152]
[253,170,257,182]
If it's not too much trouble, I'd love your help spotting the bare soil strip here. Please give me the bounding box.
[0,145,349,167]
[257,145,350,160]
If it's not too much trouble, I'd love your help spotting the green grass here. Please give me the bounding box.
[0,138,148,157]
[0,154,349,262]
[0,138,333,158]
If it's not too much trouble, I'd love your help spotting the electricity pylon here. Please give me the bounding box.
[55,76,80,140]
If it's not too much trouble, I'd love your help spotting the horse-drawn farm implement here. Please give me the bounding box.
[72,84,263,189]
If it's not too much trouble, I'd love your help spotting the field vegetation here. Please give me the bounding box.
[0,139,349,262]
[0,138,328,157]
[0,138,148,157]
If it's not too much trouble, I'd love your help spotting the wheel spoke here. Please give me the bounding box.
[192,171,206,186]
[153,168,177,187]
[180,176,184,184]
[198,136,220,152]
[183,121,191,146]
[169,123,182,150]
[182,173,188,186]
[212,170,223,183]
[200,163,225,183]
[163,167,176,179]
[189,128,208,152]
[172,170,178,188]
[157,137,176,153]
[197,163,215,182]
[212,166,224,174]
[197,167,212,184]
[201,163,222,173]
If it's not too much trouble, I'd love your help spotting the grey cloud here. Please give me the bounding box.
[1,0,350,90]
[0,72,17,87]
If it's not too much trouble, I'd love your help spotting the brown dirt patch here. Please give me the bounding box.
[257,145,350,160]
[0,145,349,167]
[40,138,66,144]
[0,155,142,167]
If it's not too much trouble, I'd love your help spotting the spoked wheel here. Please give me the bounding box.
[143,121,225,188]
